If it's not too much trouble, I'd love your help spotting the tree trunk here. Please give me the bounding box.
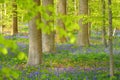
[102,0,107,47]
[77,0,89,46]
[108,0,114,77]
[73,0,77,15]
[42,0,55,53]
[12,0,18,35]
[0,4,2,34]
[88,6,91,42]
[1,3,6,34]
[27,0,42,66]
[56,0,67,43]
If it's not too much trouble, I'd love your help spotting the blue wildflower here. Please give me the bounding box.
[0,65,2,70]
[28,72,34,78]
[34,71,39,75]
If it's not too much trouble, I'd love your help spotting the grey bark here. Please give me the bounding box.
[42,0,55,53]
[56,0,67,43]
[77,0,89,46]
[27,0,42,66]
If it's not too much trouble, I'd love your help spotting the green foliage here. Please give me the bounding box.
[1,67,19,79]
[0,48,8,55]
[0,0,4,3]
[43,53,109,67]
[0,35,27,79]
[15,56,120,80]
[17,52,27,60]
[0,0,120,79]
[0,35,17,50]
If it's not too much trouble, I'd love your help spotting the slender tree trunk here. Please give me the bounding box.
[88,6,91,42]
[56,0,67,43]
[73,0,77,15]
[12,0,18,35]
[108,0,114,77]
[112,28,116,36]
[77,0,89,46]
[1,3,6,33]
[0,4,2,34]
[27,0,42,66]
[42,0,55,53]
[102,0,107,47]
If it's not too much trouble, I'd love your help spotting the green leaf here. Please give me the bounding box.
[1,48,8,55]
[41,74,47,79]
[70,37,76,44]
[2,67,11,77]
[17,52,25,60]
[11,71,19,79]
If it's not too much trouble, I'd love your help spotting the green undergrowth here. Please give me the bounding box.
[0,35,120,79]
[43,53,120,69]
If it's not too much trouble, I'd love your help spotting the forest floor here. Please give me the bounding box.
[14,35,120,54]
[2,34,120,79]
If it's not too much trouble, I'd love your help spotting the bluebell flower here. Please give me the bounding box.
[19,36,28,39]
[34,71,39,75]
[0,65,2,70]
[63,68,67,72]
[54,71,59,77]
[28,72,34,78]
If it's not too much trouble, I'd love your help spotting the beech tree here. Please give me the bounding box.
[73,0,77,15]
[12,0,18,35]
[56,0,67,43]
[1,3,6,34]
[27,0,42,66]
[77,0,89,46]
[42,0,55,53]
[0,4,2,33]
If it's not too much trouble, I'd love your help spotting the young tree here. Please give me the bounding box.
[1,3,6,34]
[77,0,89,46]
[73,0,77,15]
[12,0,18,35]
[88,5,91,41]
[108,0,114,77]
[0,4,2,34]
[56,0,67,43]
[27,0,42,66]
[102,0,107,47]
[42,0,55,53]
